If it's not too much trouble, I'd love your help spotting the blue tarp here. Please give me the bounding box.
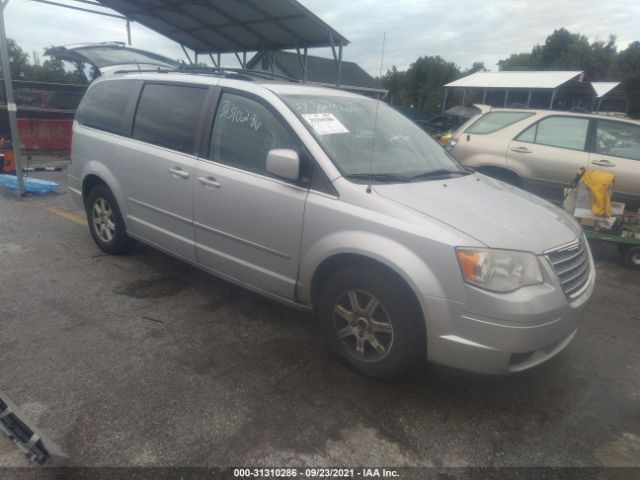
[0,175,58,194]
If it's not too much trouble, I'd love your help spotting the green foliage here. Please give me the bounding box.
[383,56,460,111]
[385,28,640,115]
[497,28,639,113]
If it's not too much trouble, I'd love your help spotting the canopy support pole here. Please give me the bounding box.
[442,88,449,114]
[181,45,193,65]
[503,89,509,107]
[126,19,131,45]
[0,0,25,195]
[482,89,487,104]
[549,88,557,109]
[209,53,218,68]
[461,89,466,106]
[527,90,532,107]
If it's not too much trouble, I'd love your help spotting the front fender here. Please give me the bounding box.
[298,230,448,305]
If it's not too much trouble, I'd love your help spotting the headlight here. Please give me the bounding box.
[456,248,543,293]
[444,138,458,150]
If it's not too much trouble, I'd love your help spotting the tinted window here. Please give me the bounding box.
[210,93,297,176]
[133,84,207,154]
[465,112,534,134]
[76,80,133,134]
[596,120,640,161]
[516,124,537,143]
[535,117,589,151]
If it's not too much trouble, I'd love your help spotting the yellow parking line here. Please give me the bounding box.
[31,200,87,226]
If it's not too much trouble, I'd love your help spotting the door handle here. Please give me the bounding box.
[198,176,221,188]
[511,147,532,154]
[591,159,616,167]
[169,167,190,179]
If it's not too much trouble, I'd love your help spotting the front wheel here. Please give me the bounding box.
[317,265,426,379]
[86,184,135,254]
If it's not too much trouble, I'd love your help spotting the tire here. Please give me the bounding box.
[623,246,640,270]
[617,244,631,257]
[86,184,135,254]
[488,169,521,187]
[317,265,426,379]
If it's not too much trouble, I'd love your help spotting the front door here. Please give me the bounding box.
[193,91,308,299]
[507,115,590,200]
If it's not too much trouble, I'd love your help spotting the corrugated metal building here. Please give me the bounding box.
[443,71,627,113]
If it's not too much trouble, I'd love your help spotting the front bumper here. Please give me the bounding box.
[421,253,595,374]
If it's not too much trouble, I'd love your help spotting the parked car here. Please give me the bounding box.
[416,105,485,137]
[68,72,595,378]
[447,109,640,208]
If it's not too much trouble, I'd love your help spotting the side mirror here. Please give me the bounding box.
[266,149,299,181]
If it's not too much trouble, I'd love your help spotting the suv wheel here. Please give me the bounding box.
[623,246,640,270]
[86,185,135,254]
[317,265,425,379]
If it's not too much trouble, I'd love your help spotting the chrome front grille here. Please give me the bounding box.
[546,238,591,300]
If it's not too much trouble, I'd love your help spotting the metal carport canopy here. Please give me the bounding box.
[96,0,350,53]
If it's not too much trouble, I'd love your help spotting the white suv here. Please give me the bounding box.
[448,109,640,208]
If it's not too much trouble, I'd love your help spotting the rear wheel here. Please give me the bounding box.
[317,265,425,379]
[86,185,135,254]
[623,246,640,270]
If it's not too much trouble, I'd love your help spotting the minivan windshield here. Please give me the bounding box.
[281,94,467,182]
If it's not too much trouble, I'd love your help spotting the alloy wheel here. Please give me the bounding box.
[92,197,115,243]
[333,289,394,362]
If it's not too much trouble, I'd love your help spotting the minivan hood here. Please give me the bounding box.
[373,173,580,254]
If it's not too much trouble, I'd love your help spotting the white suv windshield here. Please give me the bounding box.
[281,94,467,182]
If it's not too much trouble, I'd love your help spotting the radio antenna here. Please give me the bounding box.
[366,32,386,194]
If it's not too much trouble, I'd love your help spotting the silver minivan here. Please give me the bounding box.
[68,71,595,379]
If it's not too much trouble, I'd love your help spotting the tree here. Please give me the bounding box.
[7,38,29,78]
[465,62,487,75]
[498,29,617,80]
[383,56,460,112]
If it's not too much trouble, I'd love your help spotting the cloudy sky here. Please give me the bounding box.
[5,0,640,75]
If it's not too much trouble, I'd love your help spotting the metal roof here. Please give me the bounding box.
[445,71,583,89]
[591,82,621,98]
[247,51,378,89]
[96,0,349,54]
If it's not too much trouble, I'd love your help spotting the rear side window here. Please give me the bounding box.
[76,80,134,134]
[133,83,207,154]
[518,116,589,151]
[465,112,534,134]
[595,120,640,161]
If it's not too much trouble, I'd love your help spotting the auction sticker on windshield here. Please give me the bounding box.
[302,113,349,135]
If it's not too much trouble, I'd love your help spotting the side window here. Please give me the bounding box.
[133,84,207,154]
[76,80,134,134]
[534,117,589,151]
[516,124,537,143]
[210,93,298,177]
[465,112,534,134]
[596,121,640,161]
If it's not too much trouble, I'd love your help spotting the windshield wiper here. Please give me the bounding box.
[408,169,469,182]
[345,173,410,183]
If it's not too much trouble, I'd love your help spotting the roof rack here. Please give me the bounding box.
[110,65,300,84]
[176,65,300,83]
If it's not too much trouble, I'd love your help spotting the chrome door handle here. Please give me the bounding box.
[169,167,190,179]
[591,159,616,167]
[511,147,532,154]
[198,176,221,188]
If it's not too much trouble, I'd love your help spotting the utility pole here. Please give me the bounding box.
[0,0,25,196]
